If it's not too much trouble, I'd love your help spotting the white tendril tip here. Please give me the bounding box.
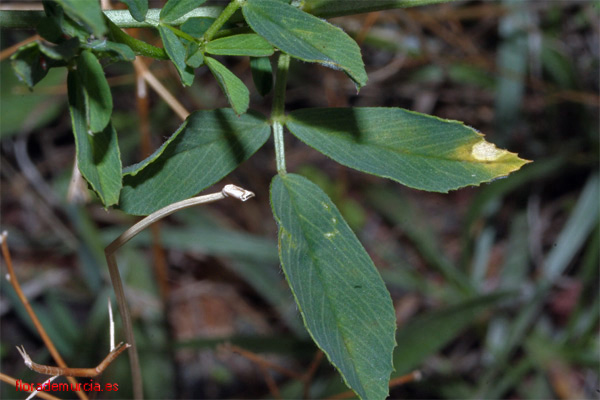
[222,184,255,201]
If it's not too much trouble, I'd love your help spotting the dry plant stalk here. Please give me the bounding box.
[0,232,89,400]
[105,184,255,399]
[16,342,131,378]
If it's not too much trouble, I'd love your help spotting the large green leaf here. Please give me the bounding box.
[286,108,531,193]
[205,56,249,115]
[67,71,122,207]
[120,0,148,22]
[159,0,208,23]
[119,109,270,215]
[242,0,367,88]
[76,50,113,133]
[302,0,459,18]
[158,25,195,86]
[55,0,107,37]
[270,173,396,400]
[205,34,274,57]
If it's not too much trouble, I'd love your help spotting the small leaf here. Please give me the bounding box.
[160,0,208,23]
[41,1,90,41]
[270,173,396,400]
[11,43,49,88]
[205,56,249,115]
[1,62,66,138]
[185,43,204,68]
[181,17,215,38]
[119,109,270,215]
[286,108,531,193]
[67,71,122,206]
[250,57,273,96]
[120,0,148,22]
[242,0,367,88]
[55,0,107,37]
[77,50,113,133]
[158,25,195,86]
[87,40,136,62]
[205,34,274,57]
[38,38,80,60]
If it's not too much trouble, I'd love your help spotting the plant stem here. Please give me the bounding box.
[272,53,290,175]
[202,0,242,42]
[162,24,197,43]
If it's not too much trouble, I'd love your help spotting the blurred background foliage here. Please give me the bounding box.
[1,0,598,399]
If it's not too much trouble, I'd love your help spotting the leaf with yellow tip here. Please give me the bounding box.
[286,107,531,192]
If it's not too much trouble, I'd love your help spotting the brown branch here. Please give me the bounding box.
[0,372,61,400]
[0,231,89,400]
[16,342,130,378]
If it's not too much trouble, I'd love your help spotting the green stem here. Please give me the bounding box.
[272,53,291,174]
[162,24,197,43]
[202,0,242,42]
[106,18,168,60]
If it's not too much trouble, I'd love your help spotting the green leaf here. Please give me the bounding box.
[242,0,367,88]
[119,109,270,215]
[120,0,148,22]
[55,0,107,37]
[159,0,208,23]
[206,34,274,57]
[286,108,531,193]
[38,38,80,60]
[270,173,396,400]
[180,17,215,38]
[185,43,204,68]
[205,56,249,115]
[1,61,65,138]
[41,1,90,41]
[87,39,136,62]
[158,25,195,86]
[10,43,49,89]
[67,71,122,207]
[77,50,113,133]
[250,57,273,96]
[302,0,459,18]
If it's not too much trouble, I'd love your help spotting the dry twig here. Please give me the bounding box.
[0,231,88,400]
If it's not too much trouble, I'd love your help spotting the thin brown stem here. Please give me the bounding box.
[0,372,61,400]
[0,232,89,400]
[16,342,131,378]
